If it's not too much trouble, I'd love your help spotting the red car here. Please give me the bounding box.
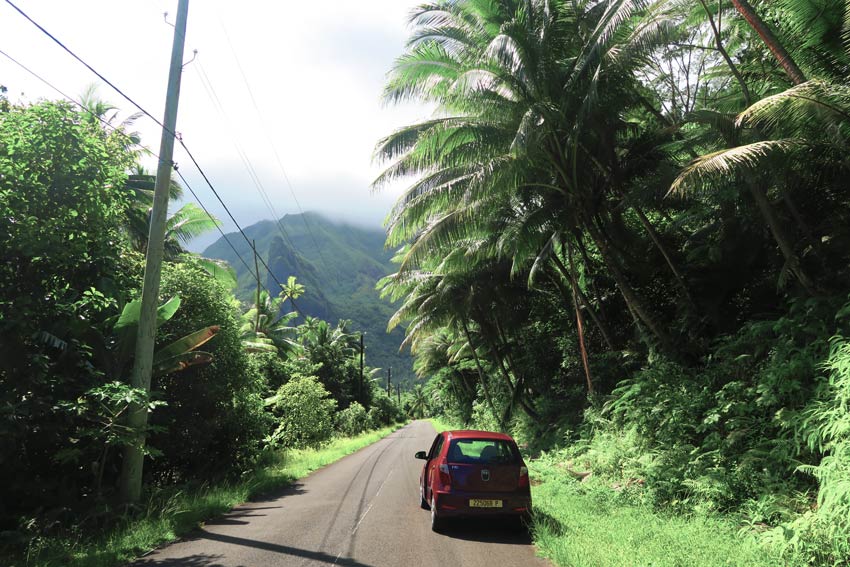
[415,429,531,531]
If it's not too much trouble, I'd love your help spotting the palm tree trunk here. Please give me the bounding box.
[491,318,542,422]
[548,251,596,392]
[583,214,676,354]
[573,231,609,319]
[730,0,806,85]
[617,192,697,313]
[547,267,615,351]
[567,245,594,395]
[747,182,817,293]
[460,317,505,431]
[698,0,751,106]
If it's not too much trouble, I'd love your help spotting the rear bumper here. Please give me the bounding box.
[434,490,531,518]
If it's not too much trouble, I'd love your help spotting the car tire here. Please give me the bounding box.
[420,485,429,510]
[430,496,443,532]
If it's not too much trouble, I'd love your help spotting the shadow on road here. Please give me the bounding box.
[133,553,230,566]
[190,530,376,567]
[204,510,268,527]
[245,482,308,503]
[438,517,534,544]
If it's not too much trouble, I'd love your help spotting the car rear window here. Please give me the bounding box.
[447,438,519,464]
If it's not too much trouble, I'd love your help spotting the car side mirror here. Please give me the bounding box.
[414,451,427,460]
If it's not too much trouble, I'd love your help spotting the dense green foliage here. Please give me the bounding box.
[377,0,850,563]
[0,96,405,562]
[0,100,138,533]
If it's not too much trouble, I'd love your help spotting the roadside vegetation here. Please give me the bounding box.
[0,90,406,566]
[379,1,850,565]
[22,424,402,567]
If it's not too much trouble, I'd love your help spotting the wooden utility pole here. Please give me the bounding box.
[359,333,364,401]
[119,0,190,505]
[387,366,391,397]
[396,383,401,405]
[253,240,261,332]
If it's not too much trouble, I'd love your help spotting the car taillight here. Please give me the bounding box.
[518,465,529,488]
[438,459,452,488]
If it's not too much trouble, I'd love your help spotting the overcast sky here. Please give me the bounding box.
[0,0,428,250]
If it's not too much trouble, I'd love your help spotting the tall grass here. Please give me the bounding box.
[18,425,403,567]
[529,457,783,567]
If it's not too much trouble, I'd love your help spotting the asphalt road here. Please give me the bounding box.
[129,420,549,567]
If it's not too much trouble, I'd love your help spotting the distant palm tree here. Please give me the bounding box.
[408,385,430,419]
[240,289,300,356]
[299,318,358,357]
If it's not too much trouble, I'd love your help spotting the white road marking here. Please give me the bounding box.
[351,468,394,535]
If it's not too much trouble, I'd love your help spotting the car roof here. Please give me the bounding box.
[444,429,515,442]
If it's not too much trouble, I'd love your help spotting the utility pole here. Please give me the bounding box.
[253,240,261,332]
[359,333,364,402]
[387,366,391,397]
[119,0,190,505]
[396,383,400,405]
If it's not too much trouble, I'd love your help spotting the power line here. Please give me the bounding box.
[4,0,310,314]
[192,58,299,253]
[176,141,305,316]
[0,45,273,304]
[174,169,255,276]
[215,16,331,273]
[4,0,167,132]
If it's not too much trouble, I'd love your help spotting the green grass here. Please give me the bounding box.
[424,416,462,434]
[529,460,783,567]
[20,424,403,567]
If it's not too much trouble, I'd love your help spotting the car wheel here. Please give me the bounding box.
[420,484,429,510]
[430,496,443,532]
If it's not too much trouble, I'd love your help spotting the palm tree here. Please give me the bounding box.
[408,385,430,419]
[124,166,221,259]
[729,0,806,85]
[240,289,300,356]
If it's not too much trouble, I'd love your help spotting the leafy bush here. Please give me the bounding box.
[267,375,337,449]
[0,100,138,527]
[769,338,850,564]
[147,260,272,482]
[367,395,403,428]
[336,402,370,436]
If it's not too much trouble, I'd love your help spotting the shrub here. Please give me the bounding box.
[336,402,370,437]
[0,100,138,526]
[147,260,272,482]
[368,395,403,428]
[772,337,850,564]
[268,376,337,449]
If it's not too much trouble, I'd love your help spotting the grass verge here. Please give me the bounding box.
[20,424,404,567]
[529,459,783,567]
[423,416,462,434]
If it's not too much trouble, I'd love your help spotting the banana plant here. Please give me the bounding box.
[105,296,219,381]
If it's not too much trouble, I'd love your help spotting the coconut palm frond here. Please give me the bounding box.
[670,140,801,195]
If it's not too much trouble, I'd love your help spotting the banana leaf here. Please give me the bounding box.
[113,296,181,330]
[153,325,220,365]
[152,351,214,378]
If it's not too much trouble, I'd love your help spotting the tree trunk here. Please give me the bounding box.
[622,195,697,313]
[583,214,676,354]
[460,317,505,431]
[567,245,594,395]
[698,0,751,106]
[491,318,542,422]
[549,255,616,351]
[730,0,806,85]
[747,182,817,294]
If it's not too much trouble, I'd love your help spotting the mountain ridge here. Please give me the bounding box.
[202,212,414,386]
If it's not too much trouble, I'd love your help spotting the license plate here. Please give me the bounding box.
[469,499,503,508]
